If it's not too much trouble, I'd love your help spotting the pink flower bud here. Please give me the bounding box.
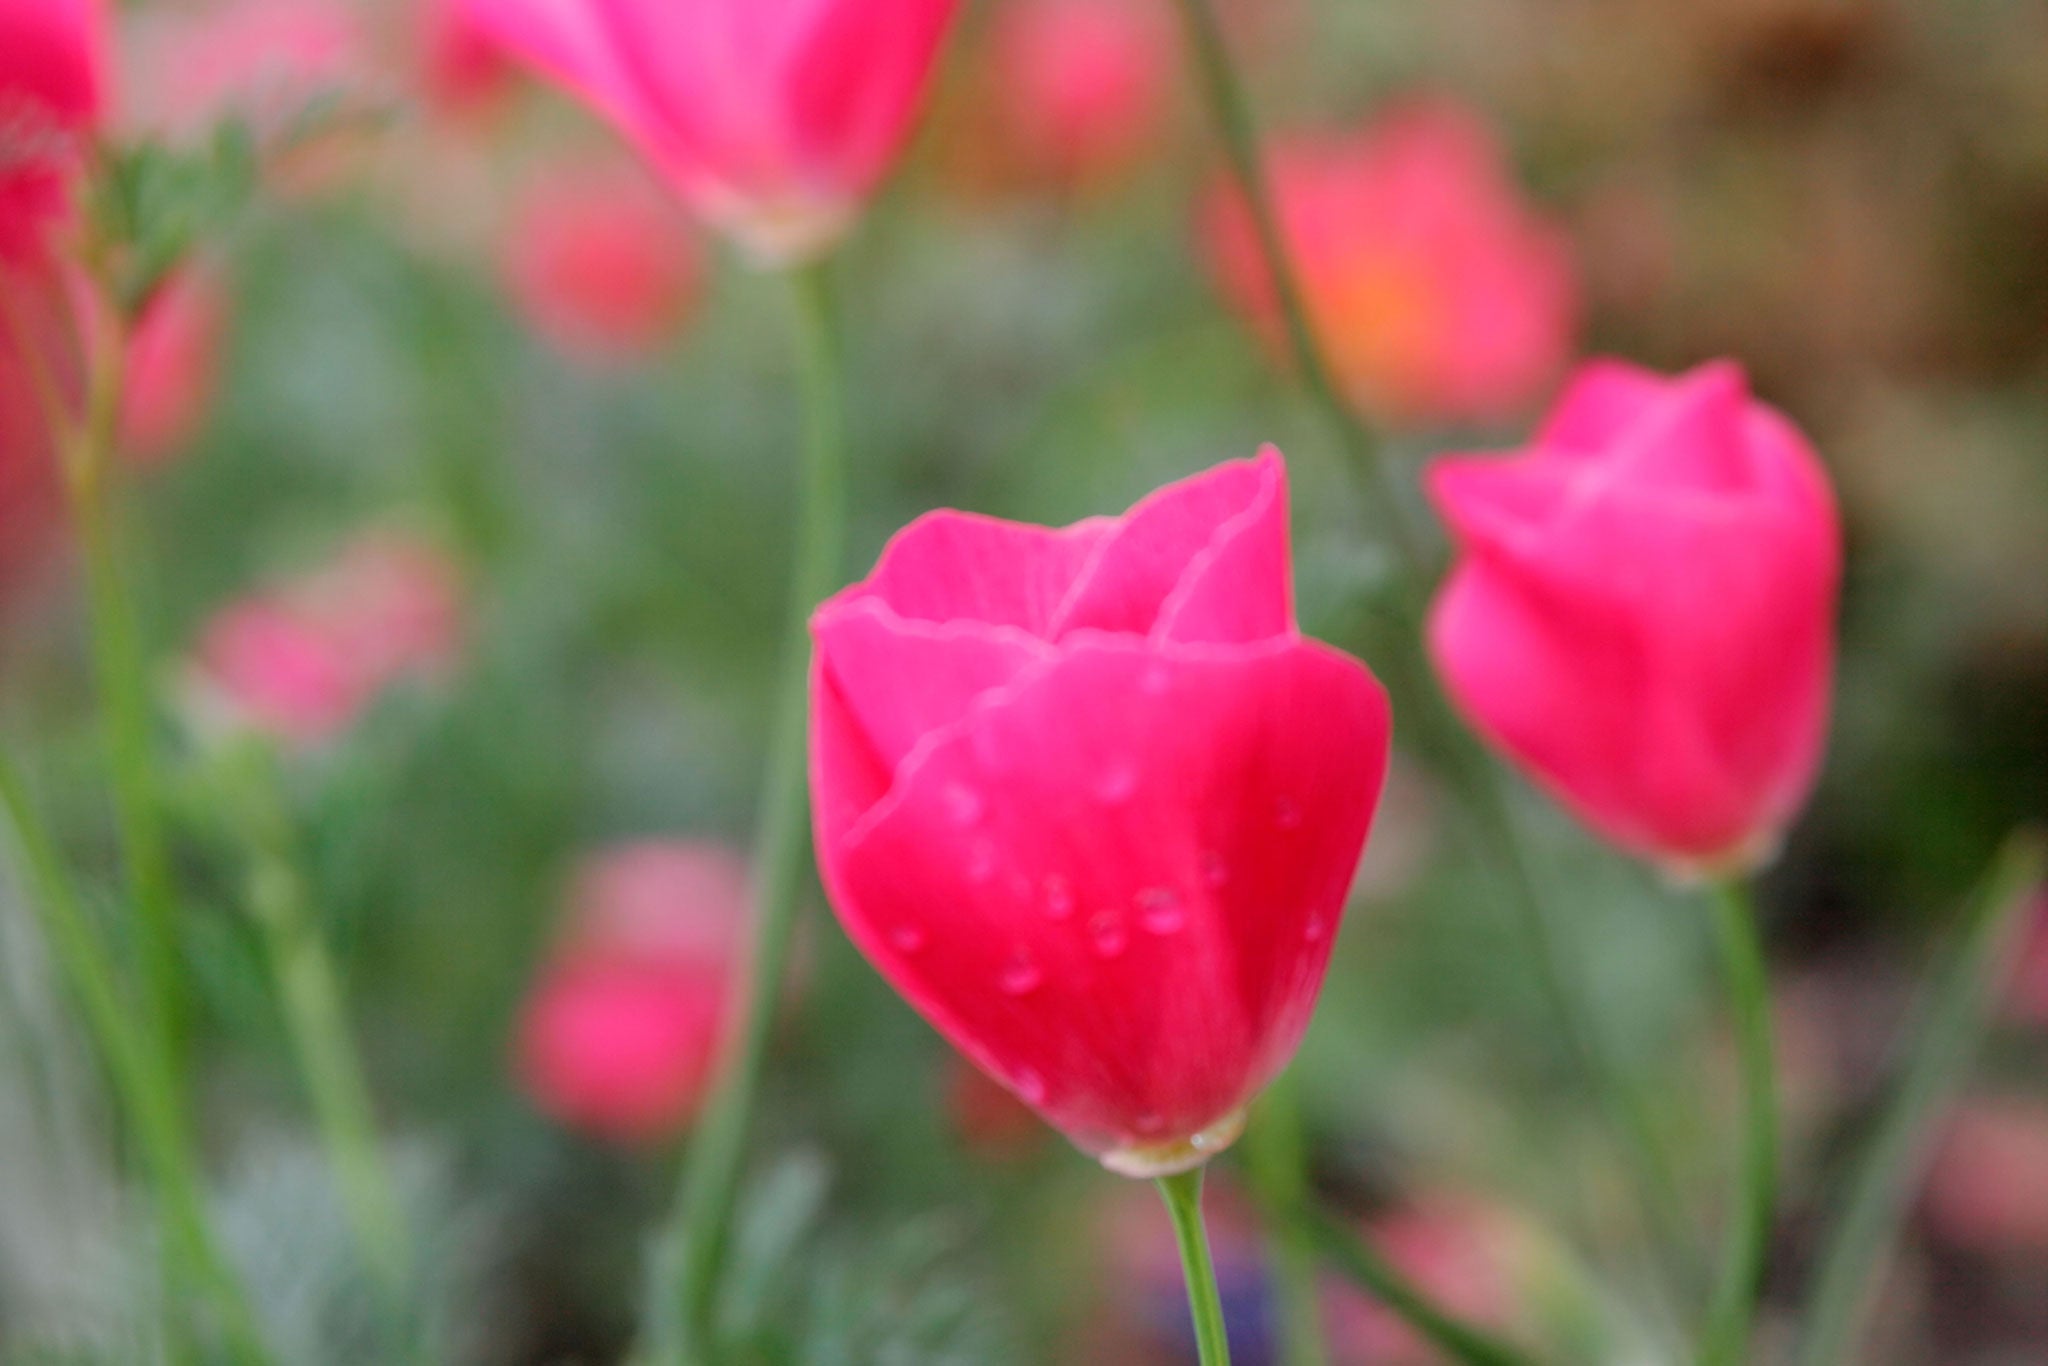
[1427,359,1841,876]
[460,0,962,265]
[811,451,1391,1176]
[515,842,750,1144]
[986,0,1173,192]
[1203,98,1577,427]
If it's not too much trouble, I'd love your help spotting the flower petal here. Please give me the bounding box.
[846,509,1114,636]
[816,634,1389,1156]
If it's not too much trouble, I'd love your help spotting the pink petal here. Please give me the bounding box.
[816,634,1389,1157]
[848,509,1114,636]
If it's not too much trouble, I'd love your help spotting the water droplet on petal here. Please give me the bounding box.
[1272,796,1303,830]
[942,782,984,827]
[1199,850,1230,888]
[999,954,1043,996]
[1042,875,1076,921]
[1014,1067,1047,1105]
[1095,762,1138,805]
[1137,888,1187,935]
[1088,911,1128,959]
[1136,1112,1166,1135]
[1304,913,1329,943]
[888,925,925,953]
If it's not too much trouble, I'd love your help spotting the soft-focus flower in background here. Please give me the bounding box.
[1324,1196,1530,1363]
[985,0,1174,193]
[516,841,751,1145]
[417,0,512,125]
[1924,1097,2048,1258]
[811,451,1391,1175]
[499,158,700,364]
[0,0,106,262]
[1427,359,1840,877]
[184,529,465,747]
[121,267,228,463]
[2006,889,2048,1027]
[461,0,962,264]
[1204,98,1577,428]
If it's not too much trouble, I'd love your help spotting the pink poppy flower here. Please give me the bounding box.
[811,450,1391,1175]
[1427,359,1840,876]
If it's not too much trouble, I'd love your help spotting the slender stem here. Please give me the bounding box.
[1166,0,1426,573]
[60,308,188,1081]
[1158,1168,1233,1366]
[1167,0,1696,1304]
[1301,1206,1535,1366]
[0,751,271,1363]
[234,764,412,1310]
[1699,881,1780,1366]
[1795,831,2046,1366]
[1245,1077,1327,1366]
[667,258,847,1360]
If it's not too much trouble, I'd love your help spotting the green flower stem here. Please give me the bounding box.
[1795,830,2046,1366]
[1245,1077,1328,1366]
[1302,1206,1535,1366]
[1699,880,1779,1366]
[667,257,847,1361]
[1158,1167,1234,1366]
[1168,0,1696,1302]
[60,318,188,1079]
[230,756,412,1310]
[0,751,270,1364]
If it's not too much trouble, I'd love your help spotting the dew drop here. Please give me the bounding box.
[1042,875,1077,921]
[1136,1112,1166,1135]
[888,925,925,953]
[1014,1067,1047,1105]
[941,782,984,827]
[999,954,1043,996]
[1137,888,1187,935]
[1088,911,1129,959]
[1272,796,1304,830]
[1199,850,1230,889]
[1095,762,1138,805]
[1304,913,1329,944]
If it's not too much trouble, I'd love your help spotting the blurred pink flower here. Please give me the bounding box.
[500,159,701,362]
[1924,1097,2048,1257]
[0,0,107,262]
[418,0,513,123]
[515,842,751,1144]
[126,0,365,140]
[121,267,228,463]
[987,0,1173,192]
[185,529,465,746]
[1326,1196,1524,1364]
[461,0,962,264]
[1204,98,1578,427]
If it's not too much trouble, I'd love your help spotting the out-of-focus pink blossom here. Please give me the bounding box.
[1924,1098,2048,1257]
[499,159,700,363]
[185,529,465,747]
[987,0,1173,192]
[515,842,751,1145]
[461,0,962,264]
[1204,98,1578,427]
[121,268,228,463]
[0,0,107,262]
[2006,889,2048,1027]
[1325,1196,1527,1363]
[419,0,513,123]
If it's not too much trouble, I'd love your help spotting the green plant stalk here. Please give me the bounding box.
[1795,830,2047,1366]
[1245,1077,1328,1366]
[1158,1168,1234,1366]
[1167,0,1697,1298]
[667,257,847,1361]
[239,804,412,1307]
[59,315,188,1082]
[1302,1206,1535,1366]
[1699,881,1779,1366]
[0,752,271,1364]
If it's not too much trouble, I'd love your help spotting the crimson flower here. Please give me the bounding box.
[811,451,1390,1175]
